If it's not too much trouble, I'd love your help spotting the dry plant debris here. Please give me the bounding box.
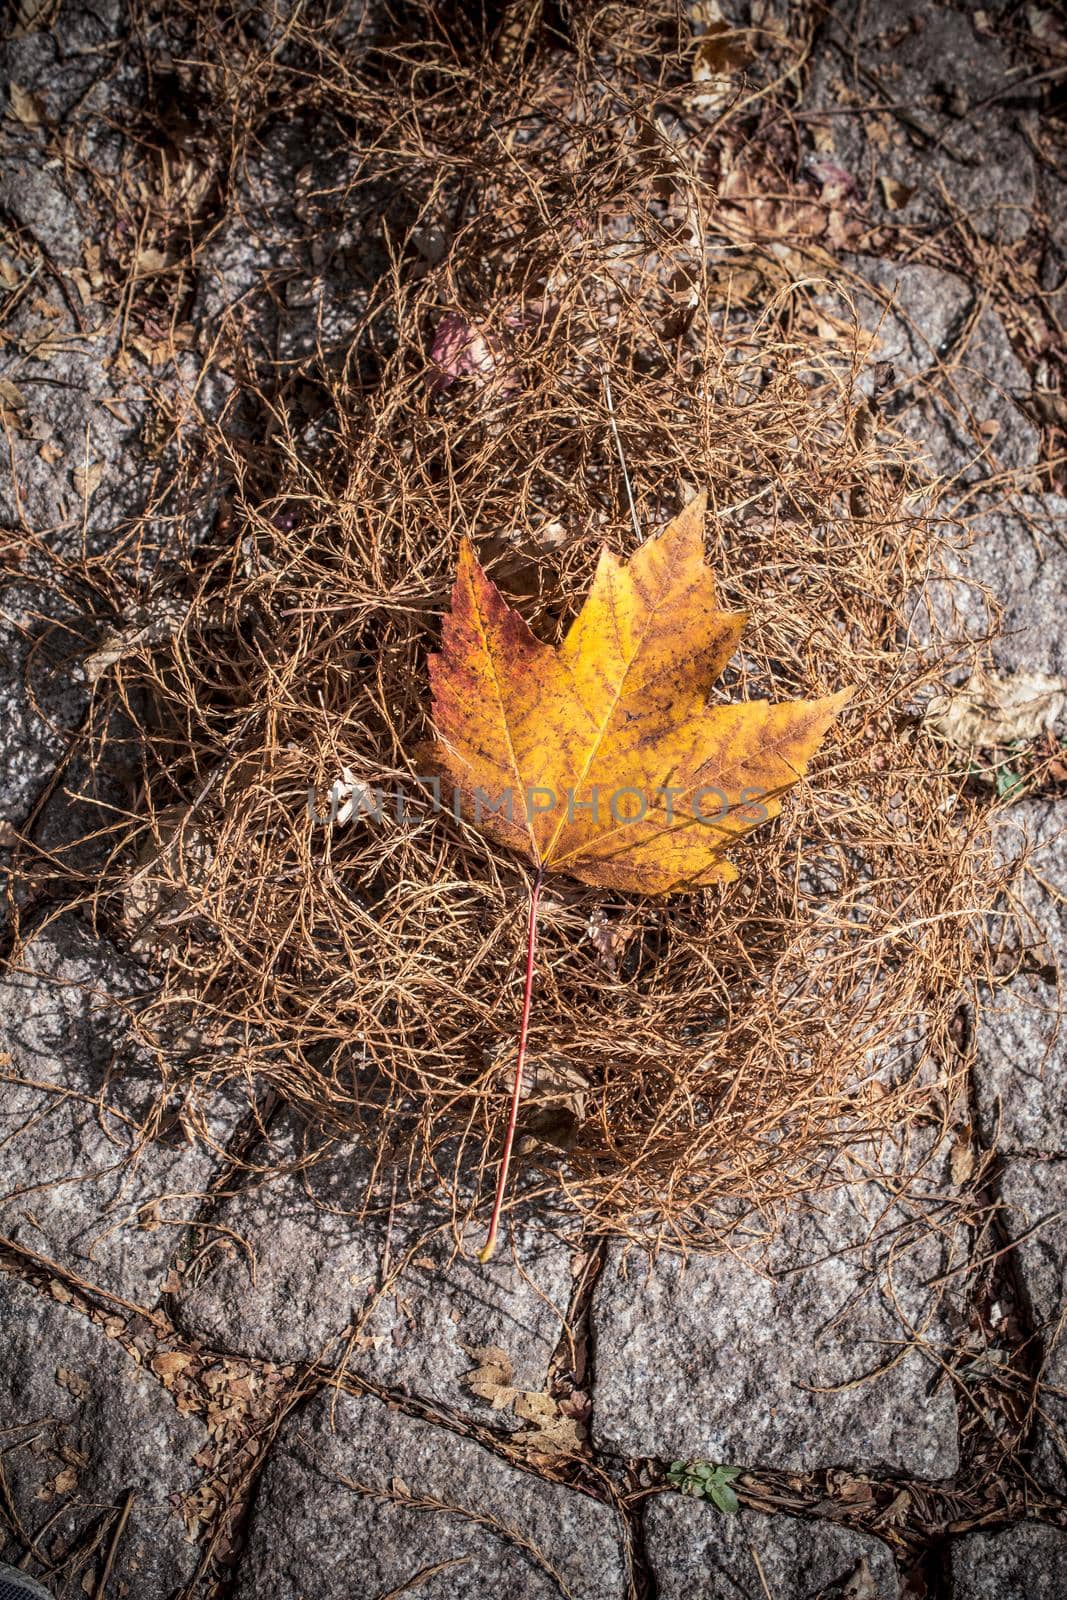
[462,1344,585,1459]
[11,0,1017,1263]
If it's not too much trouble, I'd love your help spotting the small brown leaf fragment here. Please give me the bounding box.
[85,598,187,684]
[519,1057,588,1130]
[1030,389,1067,431]
[461,1344,518,1409]
[693,22,752,75]
[841,1556,879,1600]
[559,1388,591,1421]
[56,1366,89,1399]
[9,82,44,126]
[829,1471,874,1506]
[151,1351,194,1384]
[951,1128,976,1187]
[927,670,1067,750]
[586,906,632,974]
[878,176,916,211]
[513,1390,584,1455]
[691,22,753,112]
[73,460,104,500]
[133,247,171,277]
[879,1488,911,1527]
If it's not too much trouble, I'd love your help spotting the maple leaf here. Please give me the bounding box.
[429,491,849,894]
[429,491,849,1259]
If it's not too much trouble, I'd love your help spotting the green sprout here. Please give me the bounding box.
[995,764,1025,800]
[666,1460,741,1514]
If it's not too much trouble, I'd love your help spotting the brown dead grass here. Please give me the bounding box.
[9,1,1022,1253]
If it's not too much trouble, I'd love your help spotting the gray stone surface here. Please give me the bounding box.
[948,1522,1067,1599]
[992,799,1067,970]
[0,87,148,547]
[974,975,1064,1152]
[0,583,89,831]
[0,919,237,1306]
[0,1271,204,1598]
[0,331,148,549]
[843,257,1039,482]
[191,121,375,368]
[0,208,140,838]
[234,1387,627,1600]
[999,1160,1067,1493]
[0,5,201,846]
[967,499,1067,683]
[645,1496,898,1600]
[2,10,1064,1596]
[176,1111,572,1417]
[926,497,1067,688]
[592,1134,962,1476]
[806,1,1036,243]
[0,1,129,136]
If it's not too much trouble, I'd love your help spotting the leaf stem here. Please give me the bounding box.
[478,864,544,1263]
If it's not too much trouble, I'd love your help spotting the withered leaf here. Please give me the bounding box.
[0,378,27,411]
[878,175,917,211]
[513,1389,584,1456]
[430,493,849,894]
[926,669,1067,750]
[8,82,44,126]
[461,1344,518,1409]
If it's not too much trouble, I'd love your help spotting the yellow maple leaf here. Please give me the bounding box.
[429,491,849,894]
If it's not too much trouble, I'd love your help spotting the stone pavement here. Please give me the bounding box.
[1,3,1065,1597]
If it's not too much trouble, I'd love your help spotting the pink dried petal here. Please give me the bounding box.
[428,311,517,393]
[806,155,855,204]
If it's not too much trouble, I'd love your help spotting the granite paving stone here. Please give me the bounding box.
[645,1495,899,1600]
[0,1271,205,1599]
[805,0,1037,244]
[591,1134,963,1476]
[0,919,240,1307]
[175,1110,572,1420]
[233,1387,628,1600]
[974,975,1064,1153]
[998,1160,1067,1494]
[948,1521,1067,1599]
[841,257,1039,482]
[926,496,1067,691]
[991,799,1066,970]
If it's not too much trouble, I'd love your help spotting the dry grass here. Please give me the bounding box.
[9,1,1024,1253]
